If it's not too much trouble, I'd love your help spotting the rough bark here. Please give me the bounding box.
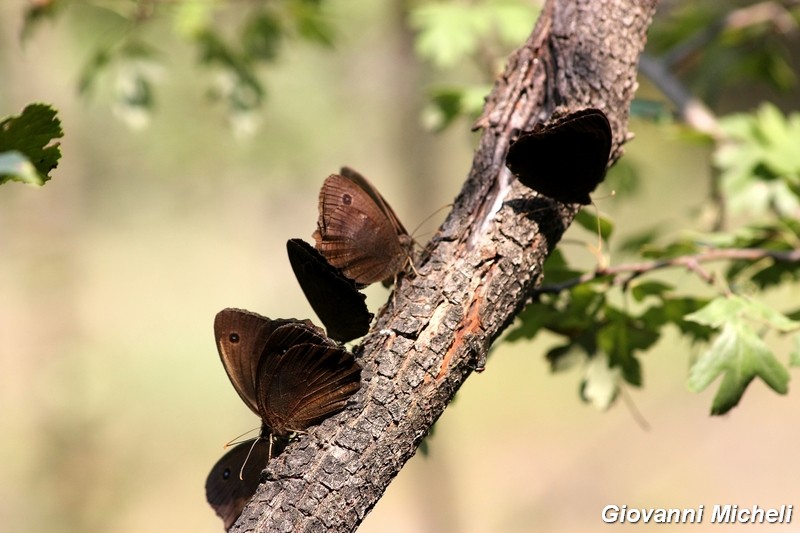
[235,1,658,531]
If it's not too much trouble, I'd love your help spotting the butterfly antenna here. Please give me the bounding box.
[239,437,262,480]
[224,427,260,448]
[409,203,453,245]
[406,254,419,277]
[592,201,605,263]
[580,200,612,270]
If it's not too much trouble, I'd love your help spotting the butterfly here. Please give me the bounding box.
[205,438,286,530]
[505,108,613,205]
[213,308,361,445]
[208,309,361,527]
[313,167,413,286]
[286,238,372,343]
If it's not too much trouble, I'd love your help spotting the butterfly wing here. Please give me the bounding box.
[255,334,361,437]
[340,166,410,237]
[314,173,410,285]
[214,308,299,416]
[204,440,270,530]
[263,317,334,352]
[286,239,372,343]
[506,108,612,205]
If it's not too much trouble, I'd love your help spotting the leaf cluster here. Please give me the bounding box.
[506,106,800,416]
[410,0,539,131]
[647,2,799,101]
[506,251,712,411]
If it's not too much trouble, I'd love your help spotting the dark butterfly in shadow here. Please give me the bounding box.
[213,307,362,441]
[505,108,613,205]
[286,238,372,343]
[205,438,287,530]
[313,166,413,286]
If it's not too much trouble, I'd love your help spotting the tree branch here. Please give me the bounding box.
[535,247,800,296]
[236,1,658,531]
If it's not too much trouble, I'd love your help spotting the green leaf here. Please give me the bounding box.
[78,48,112,95]
[410,3,491,68]
[243,11,284,61]
[574,209,613,241]
[291,1,335,47]
[790,334,800,368]
[0,151,43,186]
[739,298,800,333]
[196,30,265,111]
[506,284,606,343]
[541,248,583,284]
[686,295,800,333]
[505,300,560,341]
[545,343,585,372]
[174,0,215,38]
[21,0,64,41]
[631,280,673,302]
[580,354,620,410]
[490,2,540,46]
[661,296,714,343]
[640,239,700,259]
[603,157,642,199]
[113,66,155,129]
[715,105,800,218]
[755,104,800,177]
[688,321,789,415]
[597,308,658,387]
[0,104,62,186]
[685,295,747,328]
[617,226,663,254]
[423,84,490,131]
[550,285,606,335]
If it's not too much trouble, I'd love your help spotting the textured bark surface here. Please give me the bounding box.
[235,1,658,531]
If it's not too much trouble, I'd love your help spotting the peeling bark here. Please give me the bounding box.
[235,1,658,531]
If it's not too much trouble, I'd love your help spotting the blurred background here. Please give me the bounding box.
[2,1,800,532]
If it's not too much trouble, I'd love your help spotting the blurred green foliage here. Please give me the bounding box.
[11,1,800,428]
[22,0,335,125]
[501,2,800,416]
[5,1,800,532]
[716,103,800,216]
[647,1,798,100]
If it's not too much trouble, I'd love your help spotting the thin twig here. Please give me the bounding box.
[534,247,800,296]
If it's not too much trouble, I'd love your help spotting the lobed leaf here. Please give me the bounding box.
[0,104,62,186]
[688,321,789,415]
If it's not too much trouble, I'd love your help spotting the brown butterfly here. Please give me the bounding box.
[286,238,372,343]
[313,167,413,286]
[213,308,362,443]
[205,438,287,530]
[505,108,612,205]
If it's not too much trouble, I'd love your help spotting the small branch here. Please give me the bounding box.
[534,247,800,296]
[637,54,721,137]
